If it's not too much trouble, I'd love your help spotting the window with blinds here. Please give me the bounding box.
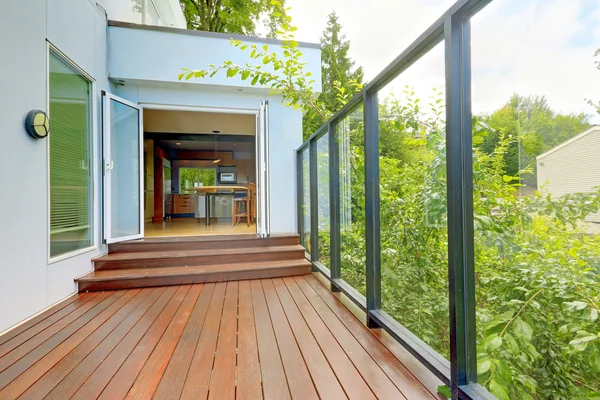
[49,51,93,258]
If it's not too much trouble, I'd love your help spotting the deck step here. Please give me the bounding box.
[108,233,300,253]
[94,244,305,270]
[77,259,312,291]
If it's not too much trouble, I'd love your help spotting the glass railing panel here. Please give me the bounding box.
[300,147,311,254]
[316,132,331,269]
[377,41,449,358]
[338,105,366,294]
[472,2,600,398]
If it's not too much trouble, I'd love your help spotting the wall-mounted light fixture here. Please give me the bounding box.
[25,110,49,139]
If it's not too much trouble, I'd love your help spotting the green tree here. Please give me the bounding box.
[480,94,590,188]
[303,12,364,139]
[179,0,288,37]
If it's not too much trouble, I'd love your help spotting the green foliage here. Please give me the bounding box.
[479,94,591,187]
[302,12,364,140]
[179,168,215,192]
[331,89,600,398]
[179,0,288,38]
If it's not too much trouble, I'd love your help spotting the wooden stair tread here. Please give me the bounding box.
[78,260,312,282]
[120,233,299,244]
[95,245,304,261]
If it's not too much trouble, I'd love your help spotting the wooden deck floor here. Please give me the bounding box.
[0,275,440,399]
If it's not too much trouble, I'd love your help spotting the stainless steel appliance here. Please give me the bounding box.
[218,172,237,184]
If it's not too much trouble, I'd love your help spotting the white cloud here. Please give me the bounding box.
[287,0,600,121]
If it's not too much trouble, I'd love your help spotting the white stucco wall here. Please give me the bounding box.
[0,11,320,333]
[107,24,322,93]
[0,0,111,333]
[98,0,186,29]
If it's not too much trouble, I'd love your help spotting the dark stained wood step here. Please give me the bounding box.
[77,260,312,291]
[108,234,300,254]
[93,245,305,270]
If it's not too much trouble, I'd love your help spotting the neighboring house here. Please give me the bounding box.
[536,125,600,223]
[0,0,321,333]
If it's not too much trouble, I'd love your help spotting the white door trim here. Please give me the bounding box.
[103,91,145,244]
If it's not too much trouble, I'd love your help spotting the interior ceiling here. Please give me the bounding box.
[143,109,255,135]
[156,134,255,152]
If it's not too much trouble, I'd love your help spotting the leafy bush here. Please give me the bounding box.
[336,93,600,399]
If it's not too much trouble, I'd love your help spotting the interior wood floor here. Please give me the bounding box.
[0,275,441,400]
[144,217,256,237]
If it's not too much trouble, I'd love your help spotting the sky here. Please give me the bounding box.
[285,0,600,121]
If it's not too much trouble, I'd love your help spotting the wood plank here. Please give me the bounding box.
[124,284,203,399]
[309,273,445,399]
[94,246,305,270]
[249,279,291,400]
[179,282,226,400]
[77,260,311,292]
[294,276,406,399]
[16,289,153,399]
[0,290,133,399]
[109,233,299,253]
[271,278,348,400]
[282,277,377,400]
[236,280,262,400]
[96,285,191,400]
[0,291,116,390]
[152,283,215,400]
[44,287,167,400]
[303,274,436,399]
[0,293,97,358]
[261,279,319,400]
[69,286,178,400]
[207,281,239,400]
[0,292,105,373]
[0,293,86,347]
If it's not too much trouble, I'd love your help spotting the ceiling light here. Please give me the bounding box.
[213,158,221,164]
[176,142,181,145]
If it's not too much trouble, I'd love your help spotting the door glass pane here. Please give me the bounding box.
[49,51,93,258]
[110,99,140,238]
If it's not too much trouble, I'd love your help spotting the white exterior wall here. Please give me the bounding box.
[107,25,322,92]
[537,126,600,223]
[0,0,111,333]
[98,0,186,28]
[0,6,319,333]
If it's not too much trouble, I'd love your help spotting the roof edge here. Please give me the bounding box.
[108,20,321,49]
[537,125,600,160]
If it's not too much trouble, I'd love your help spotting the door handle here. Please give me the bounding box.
[105,160,114,171]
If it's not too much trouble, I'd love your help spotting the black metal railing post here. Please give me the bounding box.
[328,121,342,292]
[296,148,305,249]
[444,10,477,397]
[364,91,382,328]
[309,138,319,269]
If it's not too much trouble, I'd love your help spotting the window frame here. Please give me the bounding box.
[47,43,98,264]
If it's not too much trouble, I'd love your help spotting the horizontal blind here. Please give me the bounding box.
[49,52,92,238]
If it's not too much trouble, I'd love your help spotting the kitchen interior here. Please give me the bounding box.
[142,109,257,237]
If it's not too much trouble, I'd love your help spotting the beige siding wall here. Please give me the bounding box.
[537,128,600,223]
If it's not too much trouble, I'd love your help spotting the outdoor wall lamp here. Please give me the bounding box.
[25,110,49,139]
